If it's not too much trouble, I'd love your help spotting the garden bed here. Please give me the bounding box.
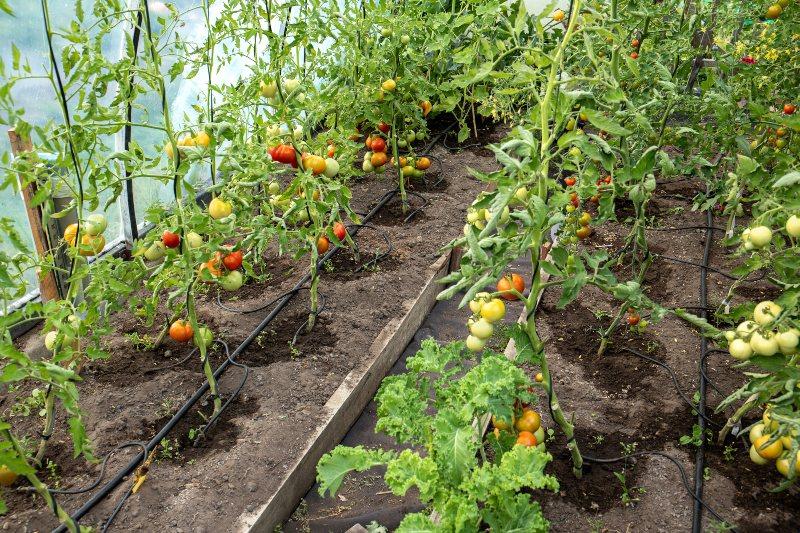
[282,172,800,532]
[2,133,502,532]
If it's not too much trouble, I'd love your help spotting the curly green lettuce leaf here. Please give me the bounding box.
[316,445,394,497]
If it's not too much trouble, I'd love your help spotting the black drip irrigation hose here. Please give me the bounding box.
[541,369,738,531]
[52,187,401,533]
[619,348,722,429]
[654,253,766,283]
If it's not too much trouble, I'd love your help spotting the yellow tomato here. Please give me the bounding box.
[515,409,541,433]
[208,197,232,220]
[0,465,18,487]
[194,130,211,148]
[381,79,397,92]
[480,298,506,323]
[754,434,783,460]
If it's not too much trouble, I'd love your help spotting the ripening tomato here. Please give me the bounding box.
[415,157,431,170]
[371,136,387,153]
[78,234,105,256]
[627,313,640,326]
[564,177,576,186]
[0,465,18,487]
[378,122,391,134]
[784,103,796,115]
[630,51,639,59]
[579,212,592,226]
[162,231,180,249]
[317,235,330,254]
[169,320,194,343]
[333,222,347,241]
[515,409,541,433]
[496,273,525,301]
[492,414,513,431]
[535,372,544,383]
[753,434,783,459]
[302,154,327,175]
[480,298,506,323]
[576,226,592,240]
[552,9,565,21]
[371,151,388,167]
[381,79,396,92]
[223,250,243,270]
[419,101,432,117]
[194,131,211,148]
[631,38,640,48]
[199,252,223,279]
[327,145,335,158]
[515,431,538,447]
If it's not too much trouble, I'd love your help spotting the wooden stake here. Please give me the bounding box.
[8,129,60,302]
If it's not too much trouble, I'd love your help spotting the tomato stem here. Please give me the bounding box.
[1,427,80,532]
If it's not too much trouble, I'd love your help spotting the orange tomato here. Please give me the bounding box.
[79,234,106,256]
[419,100,432,117]
[198,252,223,279]
[169,320,194,343]
[302,154,327,175]
[630,51,639,60]
[496,273,525,300]
[317,235,330,254]
[515,431,538,447]
[370,151,388,167]
[415,157,431,170]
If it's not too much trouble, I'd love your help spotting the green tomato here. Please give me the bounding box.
[220,270,244,291]
[468,318,494,340]
[466,335,486,352]
[362,160,374,173]
[144,241,166,261]
[786,215,800,237]
[748,226,773,248]
[84,214,108,236]
[268,181,281,195]
[381,28,393,37]
[186,231,203,249]
[400,34,411,44]
[195,327,214,349]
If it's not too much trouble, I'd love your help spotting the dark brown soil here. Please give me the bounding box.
[1,130,498,533]
[285,170,800,533]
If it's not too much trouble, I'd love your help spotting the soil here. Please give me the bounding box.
[0,123,502,533]
[283,169,800,532]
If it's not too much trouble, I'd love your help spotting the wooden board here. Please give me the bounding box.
[238,251,453,532]
[8,129,60,302]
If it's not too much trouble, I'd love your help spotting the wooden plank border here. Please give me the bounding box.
[238,251,453,532]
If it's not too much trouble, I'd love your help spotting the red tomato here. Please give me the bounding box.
[784,104,797,115]
[371,137,387,153]
[630,51,639,59]
[333,222,347,241]
[223,250,243,270]
[272,144,297,166]
[162,231,180,248]
[378,122,391,134]
[604,176,612,184]
[169,320,194,343]
[631,38,640,48]
[564,177,576,186]
[627,312,640,326]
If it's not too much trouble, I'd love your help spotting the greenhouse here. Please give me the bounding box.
[0,0,798,531]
